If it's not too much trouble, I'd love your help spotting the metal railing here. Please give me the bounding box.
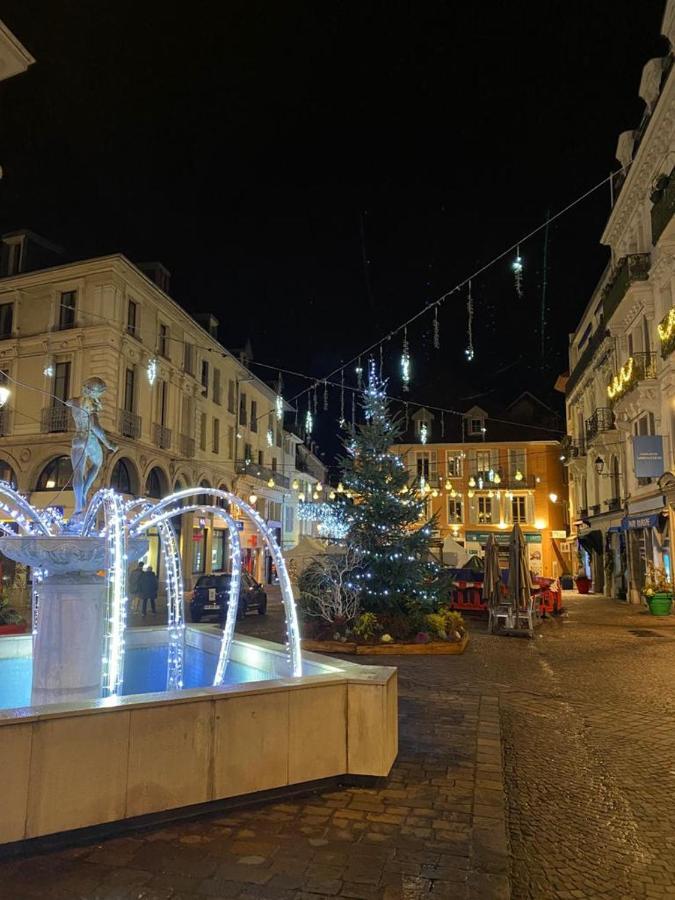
[118,408,141,439]
[585,408,614,444]
[633,351,657,381]
[606,497,621,512]
[602,253,650,323]
[41,405,72,433]
[590,504,601,516]
[153,423,172,450]
[236,459,290,489]
[179,434,195,458]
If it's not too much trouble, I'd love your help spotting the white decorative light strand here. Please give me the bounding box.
[512,245,523,298]
[101,490,127,697]
[401,327,411,391]
[433,305,440,350]
[275,373,284,421]
[147,356,158,386]
[323,380,328,411]
[157,518,185,691]
[339,369,345,426]
[465,280,475,362]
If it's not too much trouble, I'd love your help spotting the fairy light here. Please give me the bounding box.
[420,422,428,444]
[401,328,411,391]
[157,518,184,691]
[465,280,475,361]
[147,357,158,386]
[607,357,635,400]
[305,408,313,434]
[267,428,274,447]
[275,392,284,422]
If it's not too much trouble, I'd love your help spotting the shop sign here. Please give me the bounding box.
[192,530,203,541]
[633,435,664,478]
[551,530,568,539]
[235,520,244,531]
[465,531,542,544]
[624,513,663,530]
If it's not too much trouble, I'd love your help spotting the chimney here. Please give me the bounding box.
[138,261,171,294]
[194,313,219,339]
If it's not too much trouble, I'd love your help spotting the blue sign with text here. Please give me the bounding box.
[632,435,664,479]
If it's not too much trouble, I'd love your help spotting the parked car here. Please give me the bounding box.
[190,572,267,623]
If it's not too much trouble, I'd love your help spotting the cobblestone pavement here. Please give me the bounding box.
[2,591,675,898]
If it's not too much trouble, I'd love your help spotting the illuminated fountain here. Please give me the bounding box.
[0,379,397,847]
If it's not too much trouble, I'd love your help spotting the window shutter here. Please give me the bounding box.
[430,450,437,480]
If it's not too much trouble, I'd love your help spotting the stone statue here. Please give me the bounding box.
[67,377,118,515]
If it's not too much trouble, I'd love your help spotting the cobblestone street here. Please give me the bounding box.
[2,591,675,898]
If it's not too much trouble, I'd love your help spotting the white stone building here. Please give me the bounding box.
[562,1,675,600]
[0,232,325,590]
[0,19,34,84]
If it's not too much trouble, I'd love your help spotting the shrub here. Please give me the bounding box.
[425,613,448,639]
[353,611,381,642]
[415,631,430,644]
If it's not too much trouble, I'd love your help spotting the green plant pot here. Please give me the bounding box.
[648,593,673,616]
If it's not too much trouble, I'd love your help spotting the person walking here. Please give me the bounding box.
[140,566,159,617]
[128,561,144,613]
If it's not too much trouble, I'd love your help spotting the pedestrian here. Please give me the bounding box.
[128,561,144,613]
[140,566,158,617]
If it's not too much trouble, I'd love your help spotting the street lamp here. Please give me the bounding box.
[594,456,604,475]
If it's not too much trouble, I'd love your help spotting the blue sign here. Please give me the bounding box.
[633,435,664,478]
[624,513,664,530]
[235,520,244,531]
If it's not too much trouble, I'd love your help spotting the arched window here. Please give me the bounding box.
[0,459,17,489]
[217,482,230,510]
[145,466,167,499]
[110,458,138,495]
[36,456,73,491]
[198,479,211,507]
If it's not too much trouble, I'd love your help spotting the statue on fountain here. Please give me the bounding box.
[66,377,118,516]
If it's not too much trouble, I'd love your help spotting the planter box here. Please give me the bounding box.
[0,623,27,636]
[302,634,469,656]
[647,593,673,617]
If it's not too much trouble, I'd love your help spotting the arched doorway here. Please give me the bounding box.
[35,456,73,492]
[0,459,17,490]
[110,458,139,495]
[145,466,168,499]
[144,467,170,588]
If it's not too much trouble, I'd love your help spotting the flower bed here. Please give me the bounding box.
[302,633,469,655]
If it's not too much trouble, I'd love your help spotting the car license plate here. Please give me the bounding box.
[208,588,216,603]
[204,604,219,610]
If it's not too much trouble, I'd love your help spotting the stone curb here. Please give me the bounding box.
[469,694,511,900]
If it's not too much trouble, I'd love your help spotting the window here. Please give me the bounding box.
[447,497,463,523]
[6,241,21,276]
[447,452,463,478]
[239,392,247,426]
[36,456,73,491]
[0,303,13,338]
[111,458,135,494]
[213,368,221,404]
[212,529,227,571]
[200,412,207,451]
[244,442,253,461]
[228,379,235,413]
[468,416,484,436]
[228,425,234,459]
[477,496,492,524]
[475,450,493,479]
[183,342,194,375]
[250,400,258,432]
[212,417,220,453]
[124,367,135,413]
[271,456,277,472]
[58,291,76,330]
[0,459,17,488]
[158,380,168,426]
[53,361,70,403]
[127,300,138,337]
[258,450,264,465]
[181,395,193,436]
[415,450,436,480]
[192,528,206,574]
[146,467,166,498]
[269,501,282,522]
[201,359,209,395]
[159,323,169,358]
[511,495,527,523]
[276,427,282,448]
[508,448,527,478]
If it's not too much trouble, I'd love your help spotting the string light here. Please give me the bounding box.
[305,406,313,435]
[275,373,284,421]
[401,327,411,391]
[420,422,428,444]
[146,357,158,386]
[433,305,440,349]
[465,280,474,361]
[266,428,274,446]
[607,357,635,400]
[512,245,523,298]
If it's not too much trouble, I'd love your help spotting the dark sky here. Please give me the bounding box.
[0,1,667,453]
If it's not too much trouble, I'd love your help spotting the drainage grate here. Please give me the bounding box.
[628,629,667,638]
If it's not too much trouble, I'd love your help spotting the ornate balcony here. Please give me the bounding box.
[606,497,621,512]
[41,405,72,434]
[118,409,141,439]
[561,435,586,462]
[236,459,289,489]
[179,433,195,458]
[607,352,656,404]
[585,408,614,445]
[565,328,610,397]
[602,253,650,323]
[153,423,172,450]
[590,504,601,516]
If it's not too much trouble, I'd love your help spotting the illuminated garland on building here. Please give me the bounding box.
[658,308,675,358]
[607,356,635,401]
[297,500,350,540]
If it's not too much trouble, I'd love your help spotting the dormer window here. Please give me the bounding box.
[468,417,485,436]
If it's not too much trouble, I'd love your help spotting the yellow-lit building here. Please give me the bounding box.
[391,395,571,578]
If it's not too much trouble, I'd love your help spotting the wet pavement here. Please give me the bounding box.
[2,591,675,898]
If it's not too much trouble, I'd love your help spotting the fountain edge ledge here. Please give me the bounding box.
[0,631,398,845]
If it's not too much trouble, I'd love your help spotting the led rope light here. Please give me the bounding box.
[607,356,634,400]
[101,490,128,697]
[658,308,675,343]
[157,517,185,691]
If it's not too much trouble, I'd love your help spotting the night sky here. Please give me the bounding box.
[0,1,667,456]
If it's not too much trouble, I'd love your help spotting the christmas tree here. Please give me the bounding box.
[338,360,440,614]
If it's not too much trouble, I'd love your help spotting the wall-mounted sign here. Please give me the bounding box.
[465,531,542,545]
[633,435,664,479]
[551,530,568,539]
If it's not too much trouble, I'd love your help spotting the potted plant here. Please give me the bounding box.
[0,592,27,635]
[643,563,673,616]
[574,568,591,595]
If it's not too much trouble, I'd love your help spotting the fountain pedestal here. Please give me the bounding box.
[0,535,147,707]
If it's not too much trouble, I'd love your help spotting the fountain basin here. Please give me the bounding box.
[0,627,397,846]
[0,535,148,574]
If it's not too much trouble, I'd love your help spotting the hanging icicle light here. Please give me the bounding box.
[512,245,524,298]
[401,327,411,391]
[275,393,283,421]
[249,493,257,505]
[355,358,363,389]
[305,407,313,435]
[0,386,10,408]
[147,356,158,386]
[465,281,475,361]
[266,429,274,447]
[433,305,440,350]
[420,422,428,444]
[339,370,346,427]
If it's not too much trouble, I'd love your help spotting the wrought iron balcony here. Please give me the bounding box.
[606,497,621,512]
[585,408,614,444]
[651,171,675,245]
[118,408,141,439]
[561,435,586,461]
[578,507,589,519]
[153,423,172,450]
[41,405,72,434]
[633,351,657,380]
[236,459,290,489]
[179,433,195,458]
[590,504,601,516]
[602,253,650,322]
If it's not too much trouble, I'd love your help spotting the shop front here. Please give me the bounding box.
[623,504,670,604]
[465,530,543,574]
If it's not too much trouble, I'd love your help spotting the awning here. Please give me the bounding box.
[578,530,603,555]
[623,512,667,531]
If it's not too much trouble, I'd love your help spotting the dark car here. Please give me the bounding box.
[190,572,267,623]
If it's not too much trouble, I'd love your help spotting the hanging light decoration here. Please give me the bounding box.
[401,327,411,391]
[0,386,10,408]
[147,356,158,386]
[431,488,439,498]
[337,482,345,493]
[339,369,346,427]
[420,422,428,444]
[514,469,524,482]
[355,358,363,389]
[275,373,284,421]
[266,429,274,447]
[267,477,275,488]
[445,477,452,491]
[468,489,475,499]
[512,245,524,298]
[493,473,501,485]
[292,479,299,490]
[313,491,319,500]
[298,492,305,502]
[305,406,313,435]
[316,482,323,492]
[468,476,476,488]
[323,380,328,411]
[465,280,475,362]
[433,305,440,350]
[249,493,257,505]
[450,487,457,498]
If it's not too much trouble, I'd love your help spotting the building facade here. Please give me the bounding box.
[0,235,325,590]
[391,398,570,579]
[561,3,675,600]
